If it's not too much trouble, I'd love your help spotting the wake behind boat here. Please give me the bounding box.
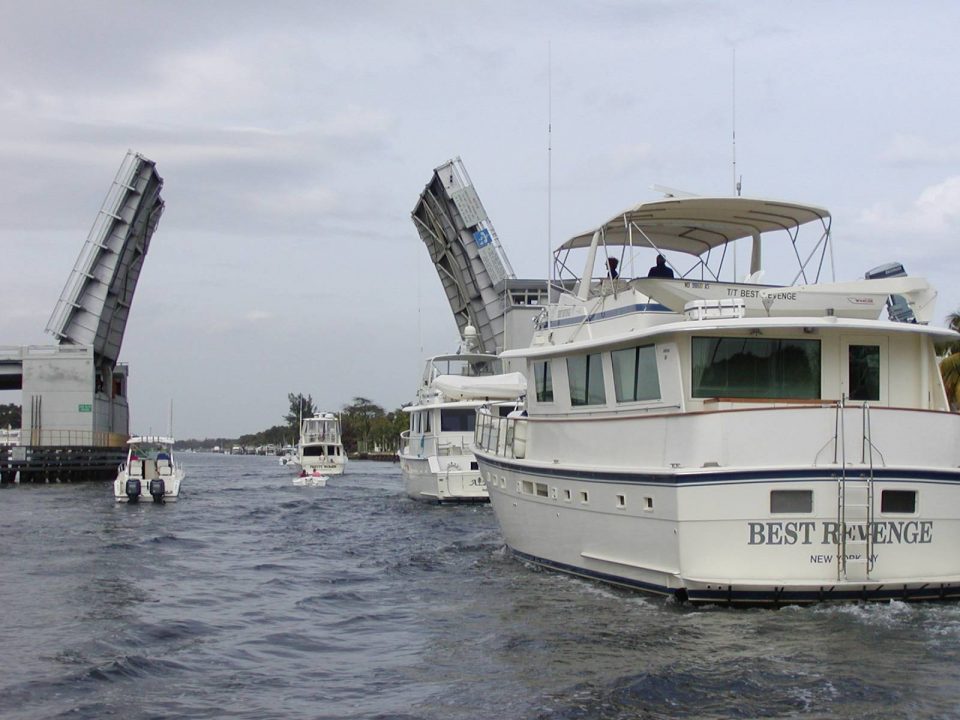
[114,435,184,503]
[474,195,960,605]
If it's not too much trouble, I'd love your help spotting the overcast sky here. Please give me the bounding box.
[2,1,958,439]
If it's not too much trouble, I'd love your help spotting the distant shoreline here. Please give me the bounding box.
[349,452,398,462]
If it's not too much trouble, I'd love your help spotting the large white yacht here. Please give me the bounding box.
[400,329,525,503]
[474,195,960,604]
[297,412,347,476]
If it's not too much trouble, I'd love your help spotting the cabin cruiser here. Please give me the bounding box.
[278,445,298,467]
[297,412,347,476]
[114,436,184,503]
[473,195,960,604]
[400,329,525,503]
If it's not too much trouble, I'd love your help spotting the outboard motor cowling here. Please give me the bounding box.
[149,478,166,503]
[125,477,141,502]
[865,262,917,323]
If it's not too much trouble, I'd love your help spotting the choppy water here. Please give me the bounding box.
[2,455,960,719]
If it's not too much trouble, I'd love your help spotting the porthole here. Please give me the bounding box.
[881,490,916,514]
[770,490,813,514]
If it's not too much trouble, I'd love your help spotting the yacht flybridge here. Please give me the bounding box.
[473,195,960,604]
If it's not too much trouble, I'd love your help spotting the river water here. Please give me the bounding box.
[2,454,960,719]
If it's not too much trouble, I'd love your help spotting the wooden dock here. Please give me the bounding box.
[1,445,125,483]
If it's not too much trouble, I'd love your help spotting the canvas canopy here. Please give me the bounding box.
[559,197,831,257]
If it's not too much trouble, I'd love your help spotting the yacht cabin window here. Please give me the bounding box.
[567,353,606,406]
[411,411,430,434]
[692,337,821,400]
[848,345,881,401]
[440,408,476,432]
[534,361,554,402]
[611,344,660,403]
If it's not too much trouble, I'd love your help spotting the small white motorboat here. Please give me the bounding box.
[114,436,184,503]
[293,469,328,487]
[278,445,299,467]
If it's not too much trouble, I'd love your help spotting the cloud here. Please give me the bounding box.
[606,142,655,174]
[880,134,960,167]
[858,176,960,239]
[245,310,274,322]
[850,177,960,323]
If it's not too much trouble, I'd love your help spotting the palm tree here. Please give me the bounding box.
[939,311,960,410]
[284,393,317,432]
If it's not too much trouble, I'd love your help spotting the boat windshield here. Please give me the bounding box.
[129,443,171,460]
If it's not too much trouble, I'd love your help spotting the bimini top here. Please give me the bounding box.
[129,435,174,446]
[559,197,831,257]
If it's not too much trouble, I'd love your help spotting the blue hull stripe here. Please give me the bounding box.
[477,453,960,486]
[510,548,960,604]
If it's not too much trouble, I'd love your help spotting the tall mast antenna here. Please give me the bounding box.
[732,46,738,197]
[546,40,553,324]
[731,46,740,281]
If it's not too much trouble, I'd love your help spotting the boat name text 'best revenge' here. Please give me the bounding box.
[748,520,933,545]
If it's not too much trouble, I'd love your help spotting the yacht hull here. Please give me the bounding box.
[399,451,488,503]
[478,453,960,605]
[299,459,346,476]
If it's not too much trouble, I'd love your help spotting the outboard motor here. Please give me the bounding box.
[125,478,141,502]
[149,478,166,503]
[865,262,916,323]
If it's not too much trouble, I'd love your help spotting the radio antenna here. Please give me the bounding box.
[731,46,740,281]
[546,40,553,326]
[732,46,738,197]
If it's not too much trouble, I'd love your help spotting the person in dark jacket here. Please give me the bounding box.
[647,254,674,278]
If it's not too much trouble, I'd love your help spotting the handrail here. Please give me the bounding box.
[28,429,128,448]
[863,402,876,573]
[836,396,846,581]
[475,408,528,460]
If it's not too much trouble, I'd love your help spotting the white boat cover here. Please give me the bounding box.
[560,197,830,256]
[434,372,527,400]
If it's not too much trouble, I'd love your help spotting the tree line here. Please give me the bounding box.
[176,393,409,454]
